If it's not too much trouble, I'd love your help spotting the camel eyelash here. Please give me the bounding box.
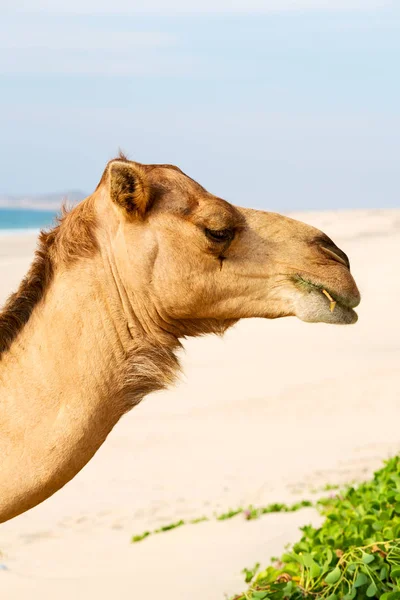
[205,228,235,243]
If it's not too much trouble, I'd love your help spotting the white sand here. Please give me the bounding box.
[0,209,399,599]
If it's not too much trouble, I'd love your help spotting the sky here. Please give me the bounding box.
[0,0,399,211]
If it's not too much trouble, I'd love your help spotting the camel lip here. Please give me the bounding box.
[290,274,360,325]
[292,274,361,310]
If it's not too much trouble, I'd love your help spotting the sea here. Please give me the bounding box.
[0,208,57,234]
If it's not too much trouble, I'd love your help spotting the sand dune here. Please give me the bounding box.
[0,209,399,600]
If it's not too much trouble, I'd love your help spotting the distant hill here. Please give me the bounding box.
[0,190,87,211]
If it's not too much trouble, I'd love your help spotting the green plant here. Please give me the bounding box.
[233,456,400,599]
[154,519,185,533]
[322,484,340,492]
[217,508,244,521]
[190,516,208,525]
[131,500,314,543]
[243,563,261,584]
[131,531,151,543]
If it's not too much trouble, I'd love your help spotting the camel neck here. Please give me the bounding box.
[0,254,178,523]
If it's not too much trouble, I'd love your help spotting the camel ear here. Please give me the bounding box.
[108,161,151,217]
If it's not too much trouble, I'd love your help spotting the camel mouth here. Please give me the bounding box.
[291,275,360,325]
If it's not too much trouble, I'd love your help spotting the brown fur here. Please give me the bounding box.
[0,197,97,359]
[0,230,55,357]
[109,161,151,216]
[95,151,131,190]
[120,344,181,409]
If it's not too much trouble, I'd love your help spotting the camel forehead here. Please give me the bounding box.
[145,164,242,224]
[144,163,205,192]
[145,163,184,175]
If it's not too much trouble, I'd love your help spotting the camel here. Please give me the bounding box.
[0,155,360,524]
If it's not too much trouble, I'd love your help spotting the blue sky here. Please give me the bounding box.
[0,1,399,210]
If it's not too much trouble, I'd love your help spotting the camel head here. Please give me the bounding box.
[97,157,360,338]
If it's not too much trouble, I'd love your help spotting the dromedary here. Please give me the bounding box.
[0,155,360,523]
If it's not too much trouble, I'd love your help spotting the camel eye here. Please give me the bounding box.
[205,228,234,243]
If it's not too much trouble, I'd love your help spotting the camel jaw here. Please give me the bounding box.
[291,275,360,325]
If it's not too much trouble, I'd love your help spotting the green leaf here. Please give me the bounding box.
[392,567,400,579]
[325,567,341,585]
[367,582,378,597]
[386,593,400,600]
[384,527,395,540]
[250,592,269,599]
[282,581,293,595]
[347,563,357,573]
[281,553,295,564]
[324,548,333,568]
[302,553,321,578]
[287,552,303,564]
[301,553,314,567]
[354,573,369,588]
[362,552,375,564]
[343,589,357,600]
[325,595,338,600]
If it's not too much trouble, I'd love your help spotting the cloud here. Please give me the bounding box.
[1,0,391,13]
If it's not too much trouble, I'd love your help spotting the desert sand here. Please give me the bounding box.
[0,209,399,600]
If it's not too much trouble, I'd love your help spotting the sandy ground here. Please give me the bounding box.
[0,209,399,599]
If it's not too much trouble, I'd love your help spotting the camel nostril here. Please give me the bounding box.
[320,245,351,270]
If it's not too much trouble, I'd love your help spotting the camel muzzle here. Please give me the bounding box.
[320,243,350,270]
[291,265,361,325]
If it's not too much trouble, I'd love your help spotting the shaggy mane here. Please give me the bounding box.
[0,197,97,359]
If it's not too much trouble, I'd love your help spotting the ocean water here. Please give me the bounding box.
[0,208,57,233]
